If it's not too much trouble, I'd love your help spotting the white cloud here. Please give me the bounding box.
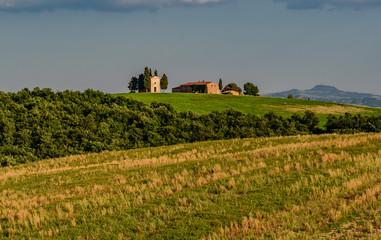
[0,0,233,11]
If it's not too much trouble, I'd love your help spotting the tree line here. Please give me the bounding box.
[0,88,380,167]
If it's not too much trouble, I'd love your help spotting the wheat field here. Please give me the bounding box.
[1,133,380,239]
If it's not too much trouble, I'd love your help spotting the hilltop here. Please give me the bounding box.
[1,133,380,238]
[116,93,381,125]
[265,85,381,107]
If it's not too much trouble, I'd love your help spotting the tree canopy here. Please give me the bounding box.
[128,77,138,93]
[243,82,259,96]
[161,74,168,92]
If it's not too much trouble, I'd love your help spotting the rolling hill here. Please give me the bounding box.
[116,92,381,126]
[3,89,380,167]
[265,85,381,108]
[1,133,380,239]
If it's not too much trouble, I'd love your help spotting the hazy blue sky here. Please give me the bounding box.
[1,0,381,94]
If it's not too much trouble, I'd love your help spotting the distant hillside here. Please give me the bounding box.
[265,85,381,107]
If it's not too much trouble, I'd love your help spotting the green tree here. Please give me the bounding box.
[154,69,158,76]
[144,67,151,92]
[287,94,294,99]
[302,110,320,132]
[138,74,145,92]
[128,77,138,93]
[218,78,223,91]
[243,82,259,96]
[161,73,168,92]
[222,83,242,94]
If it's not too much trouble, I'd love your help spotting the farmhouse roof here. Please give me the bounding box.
[180,81,214,86]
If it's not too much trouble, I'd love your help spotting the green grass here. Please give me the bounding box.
[116,93,381,126]
[1,133,381,239]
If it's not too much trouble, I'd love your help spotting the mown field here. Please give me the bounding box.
[1,133,380,239]
[116,93,381,126]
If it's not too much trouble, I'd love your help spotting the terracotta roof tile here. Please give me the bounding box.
[181,82,214,86]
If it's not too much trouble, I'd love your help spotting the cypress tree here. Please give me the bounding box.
[161,74,168,92]
[144,67,151,92]
[138,74,145,92]
[218,78,223,91]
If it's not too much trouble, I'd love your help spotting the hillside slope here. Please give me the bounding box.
[1,133,380,239]
[116,93,381,122]
[3,89,380,167]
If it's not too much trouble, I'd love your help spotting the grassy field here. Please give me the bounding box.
[116,93,381,126]
[1,133,381,239]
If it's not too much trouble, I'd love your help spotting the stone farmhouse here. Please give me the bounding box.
[222,90,240,95]
[172,81,220,94]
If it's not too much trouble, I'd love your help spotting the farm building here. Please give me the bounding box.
[222,90,239,95]
[172,81,220,94]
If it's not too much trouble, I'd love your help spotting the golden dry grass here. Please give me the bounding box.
[0,133,380,239]
[262,104,370,114]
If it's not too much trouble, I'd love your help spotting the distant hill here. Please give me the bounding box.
[265,85,381,107]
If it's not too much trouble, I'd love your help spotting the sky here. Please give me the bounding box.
[1,0,381,95]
